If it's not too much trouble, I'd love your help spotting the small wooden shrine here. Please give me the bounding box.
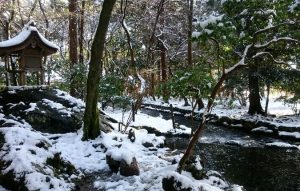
[0,21,58,86]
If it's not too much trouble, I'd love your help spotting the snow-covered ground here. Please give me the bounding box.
[105,107,191,135]
[0,89,244,191]
[143,96,300,141]
[143,96,299,116]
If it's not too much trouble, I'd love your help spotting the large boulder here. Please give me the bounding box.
[0,88,83,133]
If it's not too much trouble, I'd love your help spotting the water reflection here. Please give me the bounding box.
[142,108,300,191]
[198,144,300,191]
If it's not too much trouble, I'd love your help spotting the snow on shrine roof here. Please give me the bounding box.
[0,21,59,51]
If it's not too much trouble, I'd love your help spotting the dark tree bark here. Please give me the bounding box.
[83,0,116,140]
[187,0,193,66]
[160,41,167,83]
[248,65,264,115]
[69,0,78,97]
[121,0,137,78]
[38,0,49,85]
[146,0,165,67]
[159,38,168,99]
[196,97,204,110]
[264,82,270,116]
[4,0,16,86]
[79,0,85,64]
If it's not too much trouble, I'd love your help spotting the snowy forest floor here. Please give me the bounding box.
[0,88,299,191]
[0,88,243,191]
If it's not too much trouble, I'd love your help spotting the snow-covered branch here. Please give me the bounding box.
[252,52,287,65]
[254,21,297,36]
[224,44,252,74]
[254,37,299,49]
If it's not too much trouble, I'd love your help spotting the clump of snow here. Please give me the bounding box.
[266,142,299,149]
[192,31,201,38]
[251,126,273,134]
[198,15,224,29]
[278,131,300,139]
[289,0,300,12]
[0,61,4,67]
[0,186,8,191]
[42,98,72,116]
[107,148,134,165]
[24,103,37,112]
[239,31,245,38]
[254,9,276,16]
[137,74,146,94]
[55,89,85,108]
[164,170,227,191]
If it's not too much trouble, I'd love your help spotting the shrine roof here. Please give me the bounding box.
[0,21,58,56]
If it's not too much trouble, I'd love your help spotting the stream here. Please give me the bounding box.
[141,108,300,191]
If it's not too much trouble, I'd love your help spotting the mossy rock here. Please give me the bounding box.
[184,155,206,180]
[46,153,77,176]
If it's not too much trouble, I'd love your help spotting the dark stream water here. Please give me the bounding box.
[141,108,300,191]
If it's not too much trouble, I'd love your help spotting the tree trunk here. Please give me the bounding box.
[146,0,165,67]
[183,97,190,106]
[187,0,193,66]
[38,0,49,85]
[69,0,78,97]
[264,82,270,116]
[160,40,168,99]
[177,66,247,173]
[79,0,85,64]
[4,0,15,86]
[121,0,137,78]
[196,97,204,110]
[83,0,116,141]
[248,65,264,115]
[176,43,252,173]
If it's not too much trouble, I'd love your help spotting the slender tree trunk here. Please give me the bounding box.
[38,0,49,85]
[28,0,38,20]
[196,97,204,110]
[159,39,168,99]
[183,97,190,106]
[69,0,78,97]
[79,0,85,64]
[146,0,165,67]
[248,65,264,115]
[83,0,116,141]
[121,0,137,78]
[17,0,24,26]
[150,72,155,99]
[187,0,193,66]
[5,0,16,86]
[176,43,252,172]
[160,43,167,83]
[264,83,270,116]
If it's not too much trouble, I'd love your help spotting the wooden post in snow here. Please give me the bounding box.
[170,104,175,129]
[132,102,135,122]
